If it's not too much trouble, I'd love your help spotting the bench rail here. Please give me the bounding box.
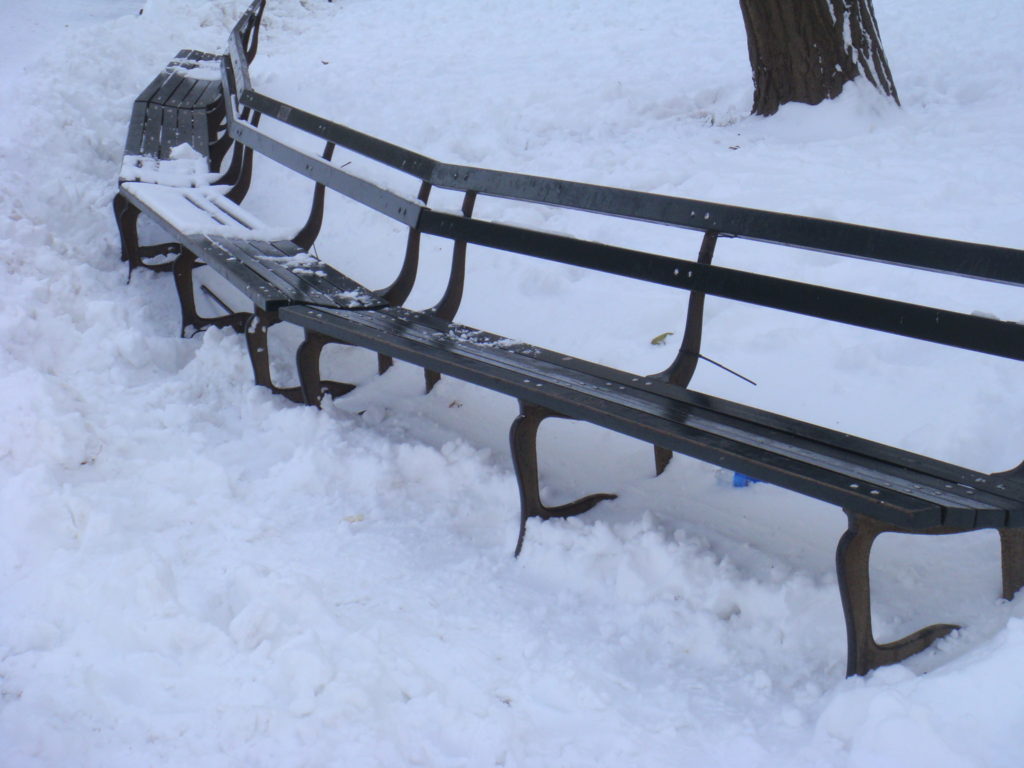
[220,10,1024,369]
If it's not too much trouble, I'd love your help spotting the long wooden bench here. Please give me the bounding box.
[116,1,1024,677]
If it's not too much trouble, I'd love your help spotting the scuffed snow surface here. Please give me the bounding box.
[121,142,218,186]
[165,54,222,81]
[120,155,221,187]
[120,182,293,240]
[2,0,1024,766]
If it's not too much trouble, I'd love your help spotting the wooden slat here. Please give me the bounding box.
[123,100,150,156]
[187,79,223,110]
[179,49,219,63]
[188,236,290,311]
[227,239,383,309]
[139,102,166,157]
[266,240,385,306]
[157,107,186,159]
[164,76,201,110]
[182,108,206,157]
[234,86,1024,286]
[229,239,340,306]
[136,70,174,104]
[151,72,187,107]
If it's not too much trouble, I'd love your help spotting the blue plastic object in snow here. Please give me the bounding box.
[732,472,762,488]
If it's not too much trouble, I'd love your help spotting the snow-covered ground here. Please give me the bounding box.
[2,0,1024,765]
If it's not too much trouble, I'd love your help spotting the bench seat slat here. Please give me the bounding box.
[177,79,208,110]
[186,236,291,311]
[276,304,944,528]
[261,240,388,308]
[213,238,384,310]
[265,240,389,305]
[180,49,220,63]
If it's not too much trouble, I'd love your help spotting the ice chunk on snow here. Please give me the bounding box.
[169,142,204,161]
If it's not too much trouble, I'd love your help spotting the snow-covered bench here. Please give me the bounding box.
[114,0,390,399]
[113,0,265,276]
[120,49,227,176]
[116,0,1024,678]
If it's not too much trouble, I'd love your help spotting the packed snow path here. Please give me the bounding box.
[2,1,1024,766]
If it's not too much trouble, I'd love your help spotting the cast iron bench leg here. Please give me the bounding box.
[1000,529,1024,600]
[295,329,357,406]
[171,248,249,337]
[836,511,960,676]
[244,309,305,403]
[113,194,143,278]
[113,194,183,278]
[654,446,673,476]
[113,195,137,261]
[509,400,617,557]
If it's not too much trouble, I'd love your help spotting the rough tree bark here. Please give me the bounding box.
[738,0,899,116]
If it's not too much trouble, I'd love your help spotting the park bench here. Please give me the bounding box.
[114,0,389,399]
[116,1,1024,677]
[113,0,265,276]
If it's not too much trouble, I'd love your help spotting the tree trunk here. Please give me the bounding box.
[738,0,899,116]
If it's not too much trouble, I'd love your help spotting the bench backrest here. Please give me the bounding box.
[220,2,1024,372]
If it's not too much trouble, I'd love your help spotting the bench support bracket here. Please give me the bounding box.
[295,329,357,406]
[377,181,433,379]
[424,189,477,393]
[836,511,961,676]
[171,248,249,337]
[1000,528,1024,600]
[510,400,617,556]
[244,309,307,403]
[654,230,719,476]
[113,194,183,279]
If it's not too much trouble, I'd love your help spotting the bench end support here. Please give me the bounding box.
[510,401,617,556]
[999,528,1024,601]
[295,328,356,407]
[837,511,960,677]
[243,309,306,403]
[171,248,249,337]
